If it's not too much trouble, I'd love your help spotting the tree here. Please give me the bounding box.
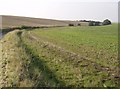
[77,23,81,26]
[68,24,74,26]
[102,19,111,25]
[95,21,101,26]
[89,21,94,26]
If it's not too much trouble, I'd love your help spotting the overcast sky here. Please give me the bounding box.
[0,0,119,22]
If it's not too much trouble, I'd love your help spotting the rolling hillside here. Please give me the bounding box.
[0,15,87,29]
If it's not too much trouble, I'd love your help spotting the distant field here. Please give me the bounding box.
[1,15,88,29]
[0,24,118,87]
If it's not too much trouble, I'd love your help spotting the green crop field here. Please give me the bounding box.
[0,24,119,87]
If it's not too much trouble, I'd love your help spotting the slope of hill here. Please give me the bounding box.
[1,15,85,29]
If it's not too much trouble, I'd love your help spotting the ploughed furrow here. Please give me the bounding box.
[21,31,118,87]
[18,31,66,87]
[0,30,31,87]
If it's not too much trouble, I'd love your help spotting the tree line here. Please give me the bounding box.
[88,19,111,26]
[68,19,111,26]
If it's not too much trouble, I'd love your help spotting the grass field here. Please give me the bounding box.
[0,24,119,87]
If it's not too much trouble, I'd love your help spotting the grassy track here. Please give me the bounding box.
[0,24,119,87]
